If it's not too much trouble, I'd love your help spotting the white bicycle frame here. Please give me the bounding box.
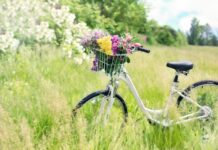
[102,68,211,127]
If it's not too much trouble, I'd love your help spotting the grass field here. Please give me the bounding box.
[0,45,218,150]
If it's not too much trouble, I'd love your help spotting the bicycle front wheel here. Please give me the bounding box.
[177,80,218,137]
[72,90,128,127]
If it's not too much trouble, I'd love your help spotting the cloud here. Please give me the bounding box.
[144,0,218,32]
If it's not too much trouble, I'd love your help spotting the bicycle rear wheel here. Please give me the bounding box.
[177,80,218,138]
[72,90,128,127]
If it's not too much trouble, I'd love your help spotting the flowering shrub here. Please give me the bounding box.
[0,0,90,63]
[81,30,139,75]
[0,31,20,52]
[0,0,55,45]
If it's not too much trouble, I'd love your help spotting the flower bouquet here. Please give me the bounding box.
[81,30,140,76]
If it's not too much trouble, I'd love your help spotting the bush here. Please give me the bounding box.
[0,0,92,63]
[156,26,187,46]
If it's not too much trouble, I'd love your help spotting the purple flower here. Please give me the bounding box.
[81,29,108,49]
[92,29,108,41]
[91,57,98,71]
[111,35,120,55]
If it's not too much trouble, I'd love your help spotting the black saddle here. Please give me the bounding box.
[167,61,193,72]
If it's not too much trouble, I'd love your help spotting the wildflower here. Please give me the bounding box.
[125,33,132,42]
[111,35,120,55]
[64,29,73,44]
[122,39,127,49]
[74,57,83,65]
[91,57,98,71]
[126,48,131,54]
[97,36,112,55]
[134,43,142,47]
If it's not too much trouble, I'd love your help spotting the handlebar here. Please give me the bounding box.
[137,47,150,53]
[131,46,150,53]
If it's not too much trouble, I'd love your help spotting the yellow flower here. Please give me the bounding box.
[97,36,112,55]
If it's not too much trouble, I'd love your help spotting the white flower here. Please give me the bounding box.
[82,52,90,61]
[0,0,91,60]
[64,29,73,44]
[66,14,75,27]
[0,31,20,52]
[62,6,70,13]
[74,57,83,65]
[67,50,73,58]
[10,39,20,50]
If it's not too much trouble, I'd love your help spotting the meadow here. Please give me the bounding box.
[0,45,218,150]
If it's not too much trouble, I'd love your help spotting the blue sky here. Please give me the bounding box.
[142,0,218,34]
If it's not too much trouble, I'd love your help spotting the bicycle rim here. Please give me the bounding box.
[73,92,127,128]
[178,81,218,138]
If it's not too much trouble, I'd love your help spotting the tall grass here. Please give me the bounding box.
[0,45,218,149]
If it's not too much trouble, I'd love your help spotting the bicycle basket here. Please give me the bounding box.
[92,49,129,76]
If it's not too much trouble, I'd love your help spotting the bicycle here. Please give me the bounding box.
[72,47,218,130]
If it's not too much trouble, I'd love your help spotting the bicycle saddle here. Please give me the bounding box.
[167,61,193,71]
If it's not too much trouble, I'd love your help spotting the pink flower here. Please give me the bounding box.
[127,48,131,54]
[134,43,142,47]
[125,33,132,42]
[122,39,127,49]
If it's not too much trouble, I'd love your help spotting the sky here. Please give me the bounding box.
[142,0,218,34]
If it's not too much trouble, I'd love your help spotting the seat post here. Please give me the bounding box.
[164,71,180,117]
[173,71,179,83]
[170,71,180,93]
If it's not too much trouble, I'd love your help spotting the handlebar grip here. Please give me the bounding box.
[137,47,150,53]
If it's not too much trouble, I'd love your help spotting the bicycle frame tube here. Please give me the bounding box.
[119,69,163,120]
[102,68,210,126]
[118,69,209,126]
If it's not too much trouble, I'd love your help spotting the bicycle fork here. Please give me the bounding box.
[97,79,119,125]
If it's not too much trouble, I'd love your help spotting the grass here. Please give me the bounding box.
[0,45,218,149]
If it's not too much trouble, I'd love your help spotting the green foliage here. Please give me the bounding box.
[60,0,146,34]
[138,20,187,46]
[102,0,146,33]
[211,35,218,46]
[59,0,189,46]
[156,26,175,46]
[139,20,159,45]
[188,18,218,46]
[176,30,188,46]
[60,0,117,32]
[188,18,201,45]
[155,25,187,46]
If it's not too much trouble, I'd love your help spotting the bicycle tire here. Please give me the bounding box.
[177,80,218,105]
[177,80,218,137]
[72,89,128,125]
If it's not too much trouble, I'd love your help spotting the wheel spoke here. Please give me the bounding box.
[178,81,218,138]
[96,96,108,124]
[73,91,127,128]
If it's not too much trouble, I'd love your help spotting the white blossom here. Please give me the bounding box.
[0,0,91,64]
[67,50,73,58]
[74,57,83,65]
[0,32,20,52]
[64,29,73,44]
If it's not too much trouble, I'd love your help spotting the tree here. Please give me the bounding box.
[176,30,188,46]
[139,19,159,44]
[60,0,189,46]
[68,0,147,34]
[156,26,175,46]
[198,24,214,46]
[211,35,218,46]
[188,18,202,45]
[188,18,218,46]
